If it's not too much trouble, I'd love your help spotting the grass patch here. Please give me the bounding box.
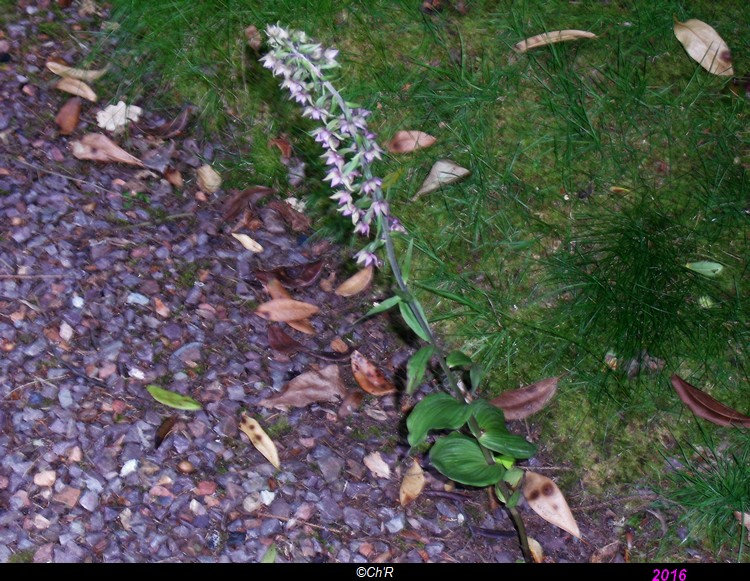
[102,0,749,557]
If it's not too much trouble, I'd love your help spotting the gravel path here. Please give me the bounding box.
[0,2,598,564]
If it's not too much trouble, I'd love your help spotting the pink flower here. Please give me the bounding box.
[330,190,352,205]
[371,200,389,216]
[354,221,370,236]
[361,177,382,196]
[355,249,381,268]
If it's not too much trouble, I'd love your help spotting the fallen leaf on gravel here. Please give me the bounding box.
[267,325,303,354]
[528,536,544,563]
[351,350,396,395]
[287,319,316,335]
[386,130,436,153]
[670,375,750,427]
[513,30,597,53]
[257,260,325,289]
[239,413,281,469]
[231,233,263,253]
[259,365,347,409]
[146,385,202,411]
[70,133,144,166]
[154,415,177,450]
[245,25,262,51]
[414,159,470,198]
[164,168,183,187]
[490,377,558,420]
[590,541,621,563]
[363,451,391,479]
[255,298,319,322]
[47,60,109,81]
[141,140,175,174]
[338,390,364,418]
[222,186,274,221]
[153,297,170,317]
[674,19,733,76]
[96,101,143,131]
[197,164,222,193]
[55,97,81,135]
[523,471,580,538]
[140,104,196,139]
[260,543,277,563]
[267,199,311,232]
[149,485,174,498]
[335,266,373,296]
[55,77,97,102]
[399,458,425,505]
[330,338,349,353]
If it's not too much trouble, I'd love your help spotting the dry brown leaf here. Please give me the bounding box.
[399,458,425,506]
[264,278,292,300]
[335,266,373,297]
[255,298,319,322]
[196,164,221,193]
[267,325,303,354]
[140,105,196,139]
[70,133,144,166]
[222,186,274,222]
[153,297,170,318]
[670,375,750,427]
[287,319,316,335]
[55,77,97,102]
[674,19,734,76]
[269,136,293,159]
[245,25,262,51]
[55,97,81,135]
[490,376,558,420]
[350,350,397,395]
[523,471,581,538]
[231,233,263,253]
[513,30,597,53]
[239,412,280,469]
[154,415,176,450]
[259,365,347,409]
[386,130,436,154]
[330,338,349,353]
[363,451,391,479]
[527,536,544,563]
[47,61,109,82]
[590,541,621,563]
[267,199,311,232]
[337,390,364,418]
[164,168,183,188]
[414,159,470,198]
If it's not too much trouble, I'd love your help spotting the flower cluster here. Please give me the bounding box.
[261,25,405,268]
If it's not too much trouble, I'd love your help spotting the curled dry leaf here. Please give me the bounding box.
[267,199,311,232]
[399,458,425,506]
[196,164,222,193]
[154,415,177,450]
[256,260,325,289]
[513,30,597,53]
[255,298,319,322]
[231,233,263,253]
[55,97,81,135]
[46,61,110,82]
[363,451,391,479]
[153,297,170,318]
[523,471,581,539]
[55,77,97,102]
[267,325,303,354]
[164,168,183,188]
[259,365,347,409]
[239,412,280,469]
[337,390,364,418]
[350,350,397,396]
[222,186,274,222]
[670,375,750,428]
[70,133,144,166]
[386,130,436,154]
[335,266,373,297]
[589,541,622,564]
[674,19,733,76]
[140,105,197,139]
[245,25,262,51]
[269,135,293,159]
[414,159,471,198]
[527,537,545,563]
[490,376,558,420]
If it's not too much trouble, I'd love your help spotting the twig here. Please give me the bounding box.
[255,511,347,536]
[14,158,123,196]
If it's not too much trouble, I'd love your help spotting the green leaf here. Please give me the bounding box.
[485,432,537,459]
[399,301,430,342]
[407,393,472,447]
[406,346,434,395]
[365,295,401,317]
[495,455,516,468]
[430,433,505,487]
[470,363,485,391]
[506,488,521,508]
[146,385,202,411]
[401,238,414,284]
[685,261,723,277]
[446,350,473,368]
[503,467,524,487]
[260,543,277,563]
[415,283,481,310]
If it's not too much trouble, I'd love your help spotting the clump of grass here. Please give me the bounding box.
[665,429,750,561]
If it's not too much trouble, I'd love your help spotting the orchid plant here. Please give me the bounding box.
[261,25,535,562]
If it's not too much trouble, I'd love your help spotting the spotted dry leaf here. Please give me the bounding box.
[350,350,396,395]
[522,471,580,538]
[239,412,280,469]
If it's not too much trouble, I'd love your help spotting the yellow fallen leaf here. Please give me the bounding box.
[528,536,544,563]
[399,458,425,506]
[335,266,373,297]
[513,30,597,53]
[196,164,222,193]
[255,298,319,322]
[55,78,98,102]
[239,413,280,469]
[363,451,391,479]
[231,233,263,253]
[46,61,110,82]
